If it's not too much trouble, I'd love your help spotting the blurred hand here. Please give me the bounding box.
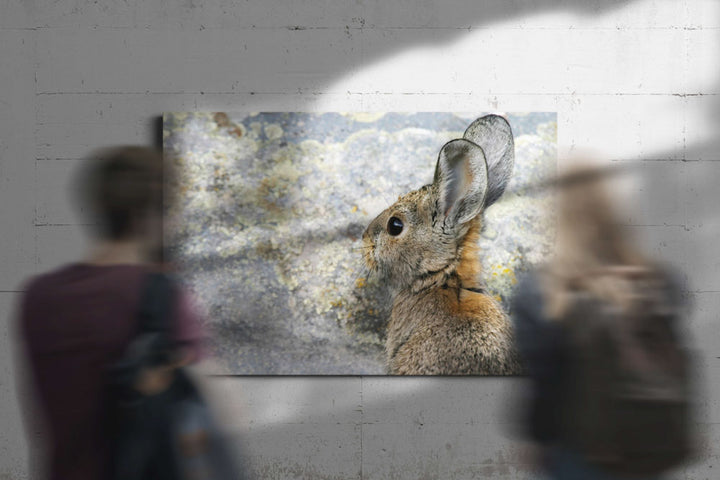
[134,348,194,395]
[134,365,175,396]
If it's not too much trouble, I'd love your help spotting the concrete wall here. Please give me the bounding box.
[1,1,718,478]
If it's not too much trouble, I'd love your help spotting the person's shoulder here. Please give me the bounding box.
[20,264,78,297]
[16,264,83,331]
[22,263,150,296]
[630,261,685,297]
[653,261,685,286]
[646,261,688,310]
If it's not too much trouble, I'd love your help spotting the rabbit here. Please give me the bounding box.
[362,114,521,375]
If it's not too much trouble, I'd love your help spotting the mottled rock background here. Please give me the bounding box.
[163,112,556,374]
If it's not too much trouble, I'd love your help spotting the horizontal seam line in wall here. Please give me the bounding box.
[34,223,95,227]
[35,158,83,161]
[621,224,691,228]
[624,224,689,227]
[34,91,719,96]
[608,159,720,162]
[34,159,720,164]
[27,25,720,31]
[607,160,720,163]
[35,159,720,165]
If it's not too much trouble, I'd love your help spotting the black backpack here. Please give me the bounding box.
[560,268,694,475]
[105,272,245,480]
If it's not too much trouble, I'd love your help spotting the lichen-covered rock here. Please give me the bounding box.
[163,112,556,374]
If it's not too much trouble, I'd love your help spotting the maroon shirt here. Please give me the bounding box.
[17,263,204,480]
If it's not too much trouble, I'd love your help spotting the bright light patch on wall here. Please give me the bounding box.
[320,0,718,164]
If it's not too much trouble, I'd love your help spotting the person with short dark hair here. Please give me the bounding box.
[16,146,204,480]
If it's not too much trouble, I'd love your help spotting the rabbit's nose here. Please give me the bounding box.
[363,220,382,241]
[362,232,377,249]
[361,221,376,241]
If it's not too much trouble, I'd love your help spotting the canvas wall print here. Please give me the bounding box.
[163,112,556,375]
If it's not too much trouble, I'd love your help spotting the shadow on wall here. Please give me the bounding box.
[143,0,638,133]
[144,0,720,476]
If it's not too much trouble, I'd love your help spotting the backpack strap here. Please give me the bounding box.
[135,272,177,366]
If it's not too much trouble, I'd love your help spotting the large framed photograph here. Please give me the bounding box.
[163,112,556,375]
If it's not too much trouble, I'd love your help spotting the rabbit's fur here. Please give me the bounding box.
[362,115,520,375]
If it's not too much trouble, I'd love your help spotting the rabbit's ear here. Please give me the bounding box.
[463,114,514,208]
[433,139,489,228]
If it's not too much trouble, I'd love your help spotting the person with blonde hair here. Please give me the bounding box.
[512,163,694,479]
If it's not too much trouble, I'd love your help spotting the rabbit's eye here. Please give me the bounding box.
[387,217,404,236]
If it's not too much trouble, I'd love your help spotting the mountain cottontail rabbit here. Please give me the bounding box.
[362,114,520,375]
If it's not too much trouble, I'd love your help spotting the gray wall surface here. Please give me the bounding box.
[1,1,718,478]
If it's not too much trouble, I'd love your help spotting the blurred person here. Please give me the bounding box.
[15,147,205,480]
[512,163,696,480]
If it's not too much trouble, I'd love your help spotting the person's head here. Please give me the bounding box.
[545,161,648,318]
[554,163,638,268]
[78,146,165,255]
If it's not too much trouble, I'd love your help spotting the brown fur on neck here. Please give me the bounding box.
[409,217,483,294]
[455,218,483,290]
